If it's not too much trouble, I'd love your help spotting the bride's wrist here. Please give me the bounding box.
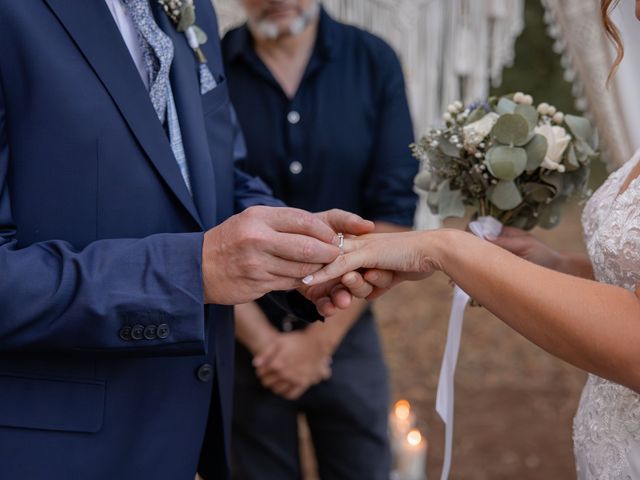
[415,229,459,273]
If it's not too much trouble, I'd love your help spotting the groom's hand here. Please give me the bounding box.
[202,206,338,305]
[201,206,375,309]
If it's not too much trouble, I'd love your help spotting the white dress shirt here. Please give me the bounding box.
[104,0,149,89]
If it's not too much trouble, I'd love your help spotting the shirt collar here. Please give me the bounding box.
[225,6,339,64]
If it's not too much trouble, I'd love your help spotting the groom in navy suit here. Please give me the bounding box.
[0,0,377,478]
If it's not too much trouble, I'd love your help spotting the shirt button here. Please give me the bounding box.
[289,161,303,175]
[196,364,214,383]
[287,111,301,124]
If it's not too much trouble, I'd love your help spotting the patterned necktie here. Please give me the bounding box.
[120,0,192,192]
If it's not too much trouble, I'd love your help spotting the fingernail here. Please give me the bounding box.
[302,275,314,285]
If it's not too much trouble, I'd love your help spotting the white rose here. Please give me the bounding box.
[534,124,572,173]
[462,112,500,147]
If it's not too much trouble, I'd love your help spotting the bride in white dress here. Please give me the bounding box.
[303,1,640,477]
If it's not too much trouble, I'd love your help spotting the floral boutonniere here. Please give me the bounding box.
[158,0,216,94]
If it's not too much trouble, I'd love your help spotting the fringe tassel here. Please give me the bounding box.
[541,0,632,171]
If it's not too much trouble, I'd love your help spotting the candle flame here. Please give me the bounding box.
[394,400,411,420]
[407,429,422,446]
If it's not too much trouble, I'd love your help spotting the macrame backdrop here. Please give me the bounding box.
[211,0,525,228]
[212,0,524,133]
[542,0,635,170]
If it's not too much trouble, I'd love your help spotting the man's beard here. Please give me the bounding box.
[250,1,320,40]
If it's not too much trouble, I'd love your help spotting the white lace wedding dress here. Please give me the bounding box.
[573,150,640,479]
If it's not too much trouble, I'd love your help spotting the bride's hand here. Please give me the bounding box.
[303,231,441,289]
[488,226,563,270]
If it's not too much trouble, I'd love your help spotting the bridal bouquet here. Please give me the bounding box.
[412,93,599,230]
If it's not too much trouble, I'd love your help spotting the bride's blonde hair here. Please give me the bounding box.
[602,0,624,83]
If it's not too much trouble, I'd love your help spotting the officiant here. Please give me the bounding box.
[221,1,418,478]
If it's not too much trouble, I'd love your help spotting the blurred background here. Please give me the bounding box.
[213,0,638,478]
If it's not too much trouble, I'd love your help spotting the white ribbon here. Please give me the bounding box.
[435,216,503,480]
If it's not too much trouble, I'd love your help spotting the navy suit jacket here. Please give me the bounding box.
[0,1,314,478]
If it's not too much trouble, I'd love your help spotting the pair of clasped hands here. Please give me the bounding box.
[201,206,409,314]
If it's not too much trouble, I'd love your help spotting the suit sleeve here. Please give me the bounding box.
[0,78,206,356]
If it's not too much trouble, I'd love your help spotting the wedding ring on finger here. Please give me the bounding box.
[337,233,345,254]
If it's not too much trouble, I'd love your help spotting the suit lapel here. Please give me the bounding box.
[153,4,218,229]
[44,0,204,229]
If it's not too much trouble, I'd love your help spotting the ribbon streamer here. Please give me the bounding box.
[435,216,503,480]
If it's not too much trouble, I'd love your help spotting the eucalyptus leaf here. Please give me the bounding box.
[538,197,565,229]
[438,138,461,158]
[565,114,597,148]
[563,167,589,196]
[540,171,564,199]
[489,180,523,210]
[436,180,465,219]
[425,147,451,168]
[492,113,531,146]
[497,98,517,115]
[177,4,196,31]
[509,212,539,231]
[563,144,580,172]
[524,134,548,172]
[515,104,539,130]
[591,128,600,151]
[574,137,595,159]
[522,182,555,203]
[427,192,439,214]
[466,107,487,124]
[485,146,527,181]
[414,170,433,192]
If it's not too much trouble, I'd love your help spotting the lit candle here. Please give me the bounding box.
[390,400,416,457]
[397,429,427,480]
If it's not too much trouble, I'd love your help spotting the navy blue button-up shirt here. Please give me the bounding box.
[222,9,418,226]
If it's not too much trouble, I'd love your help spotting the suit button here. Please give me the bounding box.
[144,325,158,340]
[196,364,214,383]
[119,325,132,341]
[131,324,144,340]
[157,323,170,339]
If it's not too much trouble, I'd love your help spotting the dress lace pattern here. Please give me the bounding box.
[573,150,640,479]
